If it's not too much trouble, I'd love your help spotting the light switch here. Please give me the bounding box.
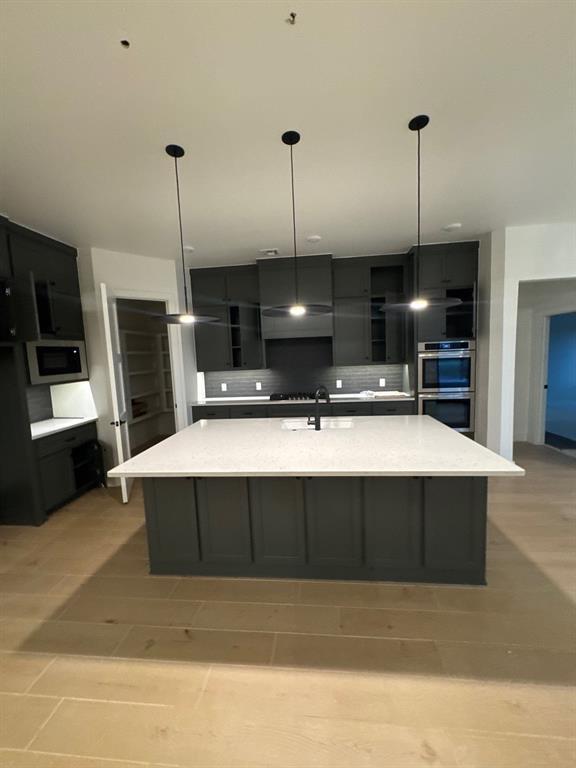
[379,378,386,388]
[255,382,262,391]
[336,379,342,389]
[221,383,227,392]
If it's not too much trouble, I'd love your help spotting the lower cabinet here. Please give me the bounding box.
[250,477,306,565]
[143,475,487,583]
[35,423,102,514]
[196,478,252,563]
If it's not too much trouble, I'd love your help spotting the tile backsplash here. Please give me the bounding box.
[204,364,410,398]
[26,386,53,423]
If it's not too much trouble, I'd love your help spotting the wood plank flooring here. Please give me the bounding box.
[0,442,574,767]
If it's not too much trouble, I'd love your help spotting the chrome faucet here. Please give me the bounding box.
[308,385,331,431]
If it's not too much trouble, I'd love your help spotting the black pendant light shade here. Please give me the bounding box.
[380,115,461,313]
[163,144,220,325]
[261,131,332,319]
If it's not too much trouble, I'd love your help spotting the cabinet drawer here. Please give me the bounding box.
[372,401,415,416]
[331,403,373,416]
[228,405,268,419]
[192,406,230,422]
[35,423,97,458]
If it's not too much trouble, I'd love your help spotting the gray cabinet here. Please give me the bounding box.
[333,296,371,365]
[38,450,75,512]
[196,478,252,563]
[417,243,477,290]
[372,401,415,416]
[250,478,306,564]
[143,478,200,565]
[333,259,370,298]
[331,402,373,416]
[191,266,263,371]
[191,405,230,422]
[305,477,362,566]
[423,477,486,570]
[9,225,84,340]
[364,478,421,567]
[228,405,268,418]
[259,255,333,339]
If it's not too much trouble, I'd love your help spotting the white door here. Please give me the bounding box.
[100,283,133,503]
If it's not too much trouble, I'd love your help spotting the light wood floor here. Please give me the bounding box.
[0,443,574,767]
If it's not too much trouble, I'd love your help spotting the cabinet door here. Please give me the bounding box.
[333,297,371,365]
[417,248,445,291]
[193,305,231,371]
[226,265,259,304]
[38,449,75,512]
[192,405,230,422]
[190,268,227,306]
[333,259,371,298]
[441,244,477,286]
[143,478,200,566]
[228,405,267,418]
[0,220,10,279]
[364,478,422,567]
[305,478,362,566]
[416,289,447,342]
[237,305,263,369]
[196,478,252,563]
[250,478,306,564]
[331,402,373,416]
[372,401,415,416]
[423,477,486,570]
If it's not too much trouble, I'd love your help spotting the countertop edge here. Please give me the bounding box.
[108,469,525,479]
[30,417,98,440]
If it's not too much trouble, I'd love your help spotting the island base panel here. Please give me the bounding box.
[143,476,487,585]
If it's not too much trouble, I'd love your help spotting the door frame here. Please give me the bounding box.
[528,305,576,445]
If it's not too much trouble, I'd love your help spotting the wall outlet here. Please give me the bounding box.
[255,382,262,391]
[379,378,386,388]
[336,379,343,389]
[220,383,227,392]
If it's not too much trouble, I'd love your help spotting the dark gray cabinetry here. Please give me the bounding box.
[0,218,38,342]
[191,266,263,371]
[423,477,486,570]
[333,296,371,365]
[9,224,84,340]
[259,255,333,339]
[196,478,252,562]
[331,402,373,416]
[228,405,267,419]
[144,478,200,566]
[364,478,421,567]
[305,478,362,566]
[143,475,487,583]
[417,243,478,290]
[35,423,100,514]
[192,405,231,422]
[250,477,306,564]
[372,401,415,415]
[333,259,370,297]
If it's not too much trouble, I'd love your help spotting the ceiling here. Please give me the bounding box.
[1,1,575,268]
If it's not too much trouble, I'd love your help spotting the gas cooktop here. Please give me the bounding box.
[269,392,316,401]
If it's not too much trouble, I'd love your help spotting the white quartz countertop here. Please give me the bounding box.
[30,417,98,440]
[109,415,524,479]
[190,392,414,407]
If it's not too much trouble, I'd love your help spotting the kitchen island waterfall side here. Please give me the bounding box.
[108,415,524,585]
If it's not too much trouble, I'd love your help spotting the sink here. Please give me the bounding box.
[280,418,354,431]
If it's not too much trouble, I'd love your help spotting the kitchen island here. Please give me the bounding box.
[109,415,524,585]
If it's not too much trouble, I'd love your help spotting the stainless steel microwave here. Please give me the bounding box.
[26,340,88,385]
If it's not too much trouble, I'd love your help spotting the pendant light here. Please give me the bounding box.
[407,115,460,312]
[163,144,220,325]
[261,131,332,318]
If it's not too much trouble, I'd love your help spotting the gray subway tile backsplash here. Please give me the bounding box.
[204,364,408,398]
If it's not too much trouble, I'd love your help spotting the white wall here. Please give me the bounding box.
[479,224,576,458]
[78,247,195,473]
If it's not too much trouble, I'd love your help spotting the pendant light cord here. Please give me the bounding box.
[173,156,189,315]
[289,144,299,304]
[417,128,421,253]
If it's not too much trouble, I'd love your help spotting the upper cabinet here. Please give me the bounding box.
[333,254,412,365]
[417,242,478,291]
[258,255,333,339]
[8,224,84,340]
[416,243,478,341]
[190,265,263,371]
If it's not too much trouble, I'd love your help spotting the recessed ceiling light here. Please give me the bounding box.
[442,222,462,232]
[306,235,322,243]
[258,248,279,256]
